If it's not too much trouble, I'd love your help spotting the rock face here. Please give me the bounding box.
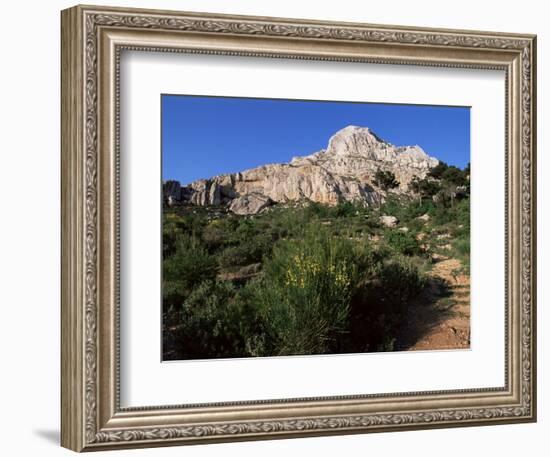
[164,125,439,215]
[188,179,221,206]
[229,193,272,215]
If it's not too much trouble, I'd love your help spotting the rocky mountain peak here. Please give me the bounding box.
[165,125,440,214]
[326,125,389,157]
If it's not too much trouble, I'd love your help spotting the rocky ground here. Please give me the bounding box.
[401,257,470,351]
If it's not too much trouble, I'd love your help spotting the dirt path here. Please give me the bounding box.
[403,258,470,351]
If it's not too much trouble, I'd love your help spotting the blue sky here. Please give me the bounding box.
[162,95,470,184]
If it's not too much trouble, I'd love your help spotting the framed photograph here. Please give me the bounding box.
[61,4,537,452]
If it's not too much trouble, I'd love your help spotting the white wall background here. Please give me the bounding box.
[0,1,545,455]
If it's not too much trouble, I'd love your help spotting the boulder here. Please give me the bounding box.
[229,193,272,215]
[417,213,431,222]
[379,215,399,227]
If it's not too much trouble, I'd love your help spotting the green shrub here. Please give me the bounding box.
[334,201,363,218]
[172,280,259,359]
[453,236,470,273]
[165,279,276,360]
[235,218,257,240]
[162,194,459,359]
[379,196,433,224]
[441,166,468,186]
[345,255,426,352]
[201,222,227,250]
[247,229,365,356]
[426,197,469,227]
[454,199,470,229]
[385,230,421,256]
[201,217,239,247]
[162,234,216,308]
[162,221,181,258]
[427,161,449,179]
[305,201,334,219]
[169,209,207,236]
[376,256,426,303]
[454,237,470,256]
[218,235,271,268]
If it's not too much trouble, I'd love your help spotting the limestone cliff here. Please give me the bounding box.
[164,125,439,214]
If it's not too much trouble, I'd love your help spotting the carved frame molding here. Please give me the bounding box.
[61,4,536,452]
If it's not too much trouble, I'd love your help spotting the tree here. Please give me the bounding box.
[374,169,399,191]
[441,166,467,186]
[409,176,440,205]
[427,161,449,179]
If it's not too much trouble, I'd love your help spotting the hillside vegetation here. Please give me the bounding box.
[162,162,470,360]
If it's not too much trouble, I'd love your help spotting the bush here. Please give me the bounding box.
[346,255,426,352]
[218,236,271,268]
[171,280,259,359]
[163,196,449,359]
[201,217,239,248]
[454,199,470,229]
[246,229,365,356]
[454,237,470,256]
[235,218,257,240]
[453,236,470,273]
[162,220,180,258]
[334,201,364,218]
[162,234,216,308]
[305,201,334,219]
[376,256,426,304]
[201,222,227,250]
[427,161,449,179]
[170,209,207,236]
[427,198,470,230]
[441,166,468,186]
[385,230,421,256]
[379,196,432,224]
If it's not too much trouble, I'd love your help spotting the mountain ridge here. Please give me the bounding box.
[164,125,440,214]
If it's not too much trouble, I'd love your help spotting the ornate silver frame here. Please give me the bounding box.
[61,4,537,452]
